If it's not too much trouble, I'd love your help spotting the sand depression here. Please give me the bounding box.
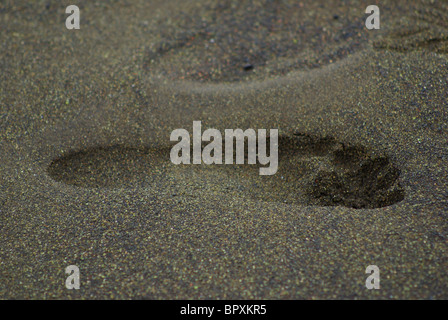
[47,133,404,209]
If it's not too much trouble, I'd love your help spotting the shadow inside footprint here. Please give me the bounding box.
[47,134,404,209]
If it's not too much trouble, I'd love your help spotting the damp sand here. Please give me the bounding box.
[1,0,448,299]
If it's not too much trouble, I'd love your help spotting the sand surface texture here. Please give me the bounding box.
[1,0,448,298]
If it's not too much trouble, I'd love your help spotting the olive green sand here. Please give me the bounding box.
[1,0,448,299]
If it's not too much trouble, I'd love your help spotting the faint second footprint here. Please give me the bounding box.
[374,0,448,53]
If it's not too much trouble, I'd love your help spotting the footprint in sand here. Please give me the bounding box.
[143,0,367,82]
[375,0,448,53]
[47,133,404,209]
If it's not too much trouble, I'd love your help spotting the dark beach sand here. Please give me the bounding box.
[1,0,448,298]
